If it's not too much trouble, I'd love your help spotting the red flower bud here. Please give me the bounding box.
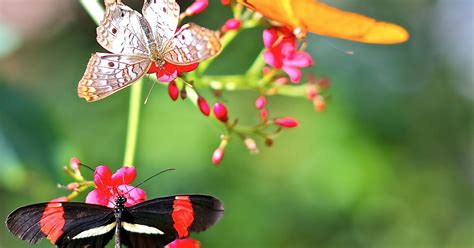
[221,18,241,32]
[212,148,224,165]
[185,0,208,16]
[213,103,228,122]
[255,96,267,109]
[221,0,231,6]
[197,96,210,116]
[168,81,179,101]
[275,117,299,128]
[180,88,187,100]
[260,108,268,122]
[70,157,80,171]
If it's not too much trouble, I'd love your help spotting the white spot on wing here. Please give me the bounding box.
[121,222,164,235]
[72,222,116,239]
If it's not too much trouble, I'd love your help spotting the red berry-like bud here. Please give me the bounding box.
[168,81,179,101]
[213,103,228,122]
[185,0,208,16]
[70,157,80,171]
[260,108,268,122]
[180,88,187,100]
[275,117,299,128]
[197,96,210,116]
[221,18,241,32]
[265,138,274,147]
[212,148,224,165]
[255,96,267,109]
[221,0,231,6]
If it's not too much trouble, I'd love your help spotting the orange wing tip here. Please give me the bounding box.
[362,22,409,44]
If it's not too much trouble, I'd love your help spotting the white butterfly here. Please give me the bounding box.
[78,0,221,102]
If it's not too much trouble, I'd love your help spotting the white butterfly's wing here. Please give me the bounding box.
[164,23,221,65]
[78,53,151,102]
[142,0,180,44]
[97,2,151,55]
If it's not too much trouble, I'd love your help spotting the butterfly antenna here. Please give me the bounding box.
[321,39,354,56]
[144,81,157,104]
[123,168,176,196]
[78,162,95,173]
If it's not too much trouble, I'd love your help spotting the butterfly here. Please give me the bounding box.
[6,194,223,248]
[238,0,409,44]
[78,0,222,102]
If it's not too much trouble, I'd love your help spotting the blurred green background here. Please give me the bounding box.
[0,0,472,247]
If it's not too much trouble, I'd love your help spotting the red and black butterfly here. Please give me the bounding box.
[6,194,223,248]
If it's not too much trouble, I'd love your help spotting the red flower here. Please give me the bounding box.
[263,27,314,82]
[85,166,146,208]
[168,238,201,248]
[148,62,199,83]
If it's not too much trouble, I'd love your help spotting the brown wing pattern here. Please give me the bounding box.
[78,53,151,102]
[164,23,221,65]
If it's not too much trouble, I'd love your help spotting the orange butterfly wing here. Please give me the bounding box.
[239,0,409,44]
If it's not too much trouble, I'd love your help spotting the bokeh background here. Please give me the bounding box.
[0,0,472,247]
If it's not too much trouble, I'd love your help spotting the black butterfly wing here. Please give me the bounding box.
[122,195,224,248]
[6,201,115,248]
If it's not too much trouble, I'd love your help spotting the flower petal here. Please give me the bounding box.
[94,165,113,188]
[85,188,112,207]
[176,63,199,73]
[157,70,178,82]
[282,66,302,83]
[168,238,201,248]
[263,28,278,48]
[263,51,282,68]
[117,185,147,206]
[284,51,314,68]
[112,166,136,186]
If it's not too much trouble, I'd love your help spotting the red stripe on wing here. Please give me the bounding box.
[172,196,194,238]
[39,202,65,244]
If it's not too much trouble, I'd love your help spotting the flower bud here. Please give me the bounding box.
[70,157,80,171]
[67,182,80,191]
[180,87,187,100]
[50,197,68,203]
[244,138,259,154]
[313,95,326,112]
[213,103,228,122]
[255,96,267,109]
[221,0,232,6]
[265,138,274,147]
[212,148,224,165]
[185,0,208,16]
[197,96,210,116]
[260,108,268,122]
[221,18,241,32]
[168,81,179,101]
[275,117,299,128]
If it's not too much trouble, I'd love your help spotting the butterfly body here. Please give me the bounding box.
[6,194,224,248]
[78,0,221,102]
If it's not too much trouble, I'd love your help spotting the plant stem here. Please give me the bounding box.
[123,80,144,167]
[79,0,104,25]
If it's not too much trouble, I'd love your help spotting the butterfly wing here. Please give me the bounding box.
[164,23,222,65]
[239,0,408,44]
[97,2,151,55]
[78,53,151,102]
[142,0,180,44]
[6,202,115,248]
[121,195,224,248]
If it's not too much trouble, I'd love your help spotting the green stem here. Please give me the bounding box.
[79,0,104,25]
[123,80,144,167]
[246,49,266,76]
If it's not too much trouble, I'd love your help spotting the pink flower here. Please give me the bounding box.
[168,238,201,248]
[263,27,314,83]
[86,166,146,208]
[69,157,80,171]
[148,62,199,83]
[255,96,267,109]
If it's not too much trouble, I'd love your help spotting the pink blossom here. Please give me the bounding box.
[263,27,314,83]
[85,166,146,208]
[255,96,267,109]
[212,148,224,165]
[69,157,81,171]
